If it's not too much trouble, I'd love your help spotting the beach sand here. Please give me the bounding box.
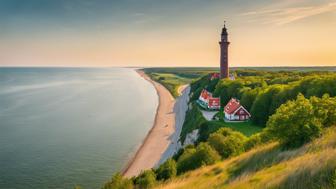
[122,70,189,177]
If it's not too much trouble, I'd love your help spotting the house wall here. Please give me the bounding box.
[225,111,250,121]
[225,112,239,120]
[208,105,220,110]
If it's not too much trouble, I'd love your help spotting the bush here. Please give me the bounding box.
[244,132,272,151]
[266,94,322,148]
[177,143,220,174]
[102,173,133,189]
[208,128,247,158]
[244,133,262,151]
[136,170,156,189]
[155,158,177,181]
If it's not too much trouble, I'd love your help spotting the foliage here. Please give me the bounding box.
[198,121,262,142]
[190,75,211,101]
[266,94,322,148]
[155,158,177,181]
[310,94,336,127]
[240,87,259,111]
[250,75,336,125]
[135,170,157,189]
[102,173,133,189]
[244,132,272,151]
[180,103,206,143]
[208,128,247,158]
[176,143,220,174]
[157,127,336,189]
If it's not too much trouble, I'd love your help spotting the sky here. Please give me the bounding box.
[0,0,335,67]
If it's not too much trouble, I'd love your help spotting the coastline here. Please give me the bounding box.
[122,69,184,177]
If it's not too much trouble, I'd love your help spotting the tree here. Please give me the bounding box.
[251,85,284,125]
[240,88,259,111]
[266,94,322,148]
[156,158,177,181]
[136,170,156,189]
[310,95,336,127]
[208,128,247,158]
[102,173,133,189]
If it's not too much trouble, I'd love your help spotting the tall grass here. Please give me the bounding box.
[157,126,336,189]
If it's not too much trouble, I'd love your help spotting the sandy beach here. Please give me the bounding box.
[122,70,189,177]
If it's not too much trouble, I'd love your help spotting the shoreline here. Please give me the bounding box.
[122,69,177,177]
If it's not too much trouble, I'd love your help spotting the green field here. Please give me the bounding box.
[219,121,263,136]
[145,71,196,97]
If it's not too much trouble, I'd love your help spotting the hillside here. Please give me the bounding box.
[157,126,336,189]
[100,69,336,189]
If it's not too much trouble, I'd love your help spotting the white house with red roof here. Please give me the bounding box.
[224,98,251,121]
[197,89,220,110]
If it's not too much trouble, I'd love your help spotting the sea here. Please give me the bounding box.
[0,67,158,189]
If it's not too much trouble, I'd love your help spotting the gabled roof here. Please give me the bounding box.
[208,97,220,107]
[200,89,212,101]
[224,98,241,114]
[232,106,251,117]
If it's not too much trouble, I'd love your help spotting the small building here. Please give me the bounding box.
[224,98,251,121]
[210,73,220,80]
[197,89,220,110]
[199,89,211,103]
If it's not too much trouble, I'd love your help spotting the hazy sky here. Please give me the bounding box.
[0,0,335,67]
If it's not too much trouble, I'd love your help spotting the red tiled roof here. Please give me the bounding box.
[224,98,241,114]
[208,97,220,108]
[200,89,212,101]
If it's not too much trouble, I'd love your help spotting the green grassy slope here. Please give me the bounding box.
[157,126,336,189]
[147,72,194,97]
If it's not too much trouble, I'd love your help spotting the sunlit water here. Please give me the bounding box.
[0,68,158,189]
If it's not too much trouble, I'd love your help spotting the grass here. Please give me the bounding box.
[198,120,263,142]
[156,126,336,189]
[147,72,195,97]
[221,121,263,136]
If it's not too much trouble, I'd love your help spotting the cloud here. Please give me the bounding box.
[242,1,336,26]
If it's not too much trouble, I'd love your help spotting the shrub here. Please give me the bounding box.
[244,131,273,151]
[208,128,247,158]
[266,94,322,148]
[177,143,220,174]
[136,170,156,189]
[102,173,133,189]
[244,133,262,151]
[155,158,177,181]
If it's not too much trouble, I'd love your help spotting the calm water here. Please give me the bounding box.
[0,68,158,189]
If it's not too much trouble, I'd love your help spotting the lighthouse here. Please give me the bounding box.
[219,22,230,79]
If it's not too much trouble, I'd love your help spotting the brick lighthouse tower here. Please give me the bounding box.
[219,22,230,79]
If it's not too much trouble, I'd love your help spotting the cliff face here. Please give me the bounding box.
[156,126,336,189]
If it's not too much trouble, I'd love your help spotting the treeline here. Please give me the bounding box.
[209,71,336,125]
